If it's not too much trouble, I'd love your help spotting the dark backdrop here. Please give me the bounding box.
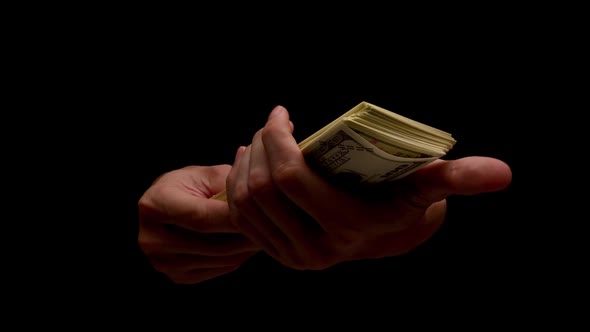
[81,50,526,304]
[35,14,547,313]
[11,3,578,324]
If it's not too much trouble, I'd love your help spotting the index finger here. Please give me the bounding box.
[261,106,363,231]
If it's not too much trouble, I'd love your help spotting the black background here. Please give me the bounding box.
[88,45,526,302]
[23,8,564,317]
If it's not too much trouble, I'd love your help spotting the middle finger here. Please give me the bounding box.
[249,127,323,263]
[228,143,286,261]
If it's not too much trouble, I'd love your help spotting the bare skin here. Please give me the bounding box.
[138,105,512,284]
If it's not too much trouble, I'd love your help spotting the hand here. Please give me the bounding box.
[138,165,260,284]
[225,106,512,270]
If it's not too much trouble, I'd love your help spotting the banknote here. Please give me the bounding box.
[301,122,438,185]
[212,101,455,201]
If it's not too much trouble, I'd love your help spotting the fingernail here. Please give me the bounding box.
[269,105,285,119]
[234,146,246,162]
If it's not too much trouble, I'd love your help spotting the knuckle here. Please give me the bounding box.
[137,226,167,255]
[226,167,236,185]
[406,192,432,209]
[320,220,363,246]
[247,170,273,195]
[400,182,434,209]
[137,193,156,215]
[305,252,336,270]
[150,261,172,275]
[254,128,264,139]
[210,164,230,178]
[138,185,174,214]
[137,234,158,254]
[330,232,363,253]
[261,122,279,138]
[282,256,306,271]
[392,218,415,231]
[284,251,335,271]
[272,163,302,189]
[231,183,251,208]
[228,253,254,265]
[169,275,194,284]
[266,250,306,271]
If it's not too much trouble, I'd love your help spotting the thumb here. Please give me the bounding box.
[139,165,238,233]
[405,156,512,208]
[183,164,232,196]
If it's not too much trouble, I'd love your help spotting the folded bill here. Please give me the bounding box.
[213,101,456,201]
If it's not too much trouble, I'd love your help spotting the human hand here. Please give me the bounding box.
[138,165,260,284]
[225,105,512,270]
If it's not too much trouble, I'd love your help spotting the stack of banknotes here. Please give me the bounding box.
[213,101,456,201]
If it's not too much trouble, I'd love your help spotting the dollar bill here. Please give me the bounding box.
[301,122,438,185]
[297,101,455,187]
[212,101,455,201]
